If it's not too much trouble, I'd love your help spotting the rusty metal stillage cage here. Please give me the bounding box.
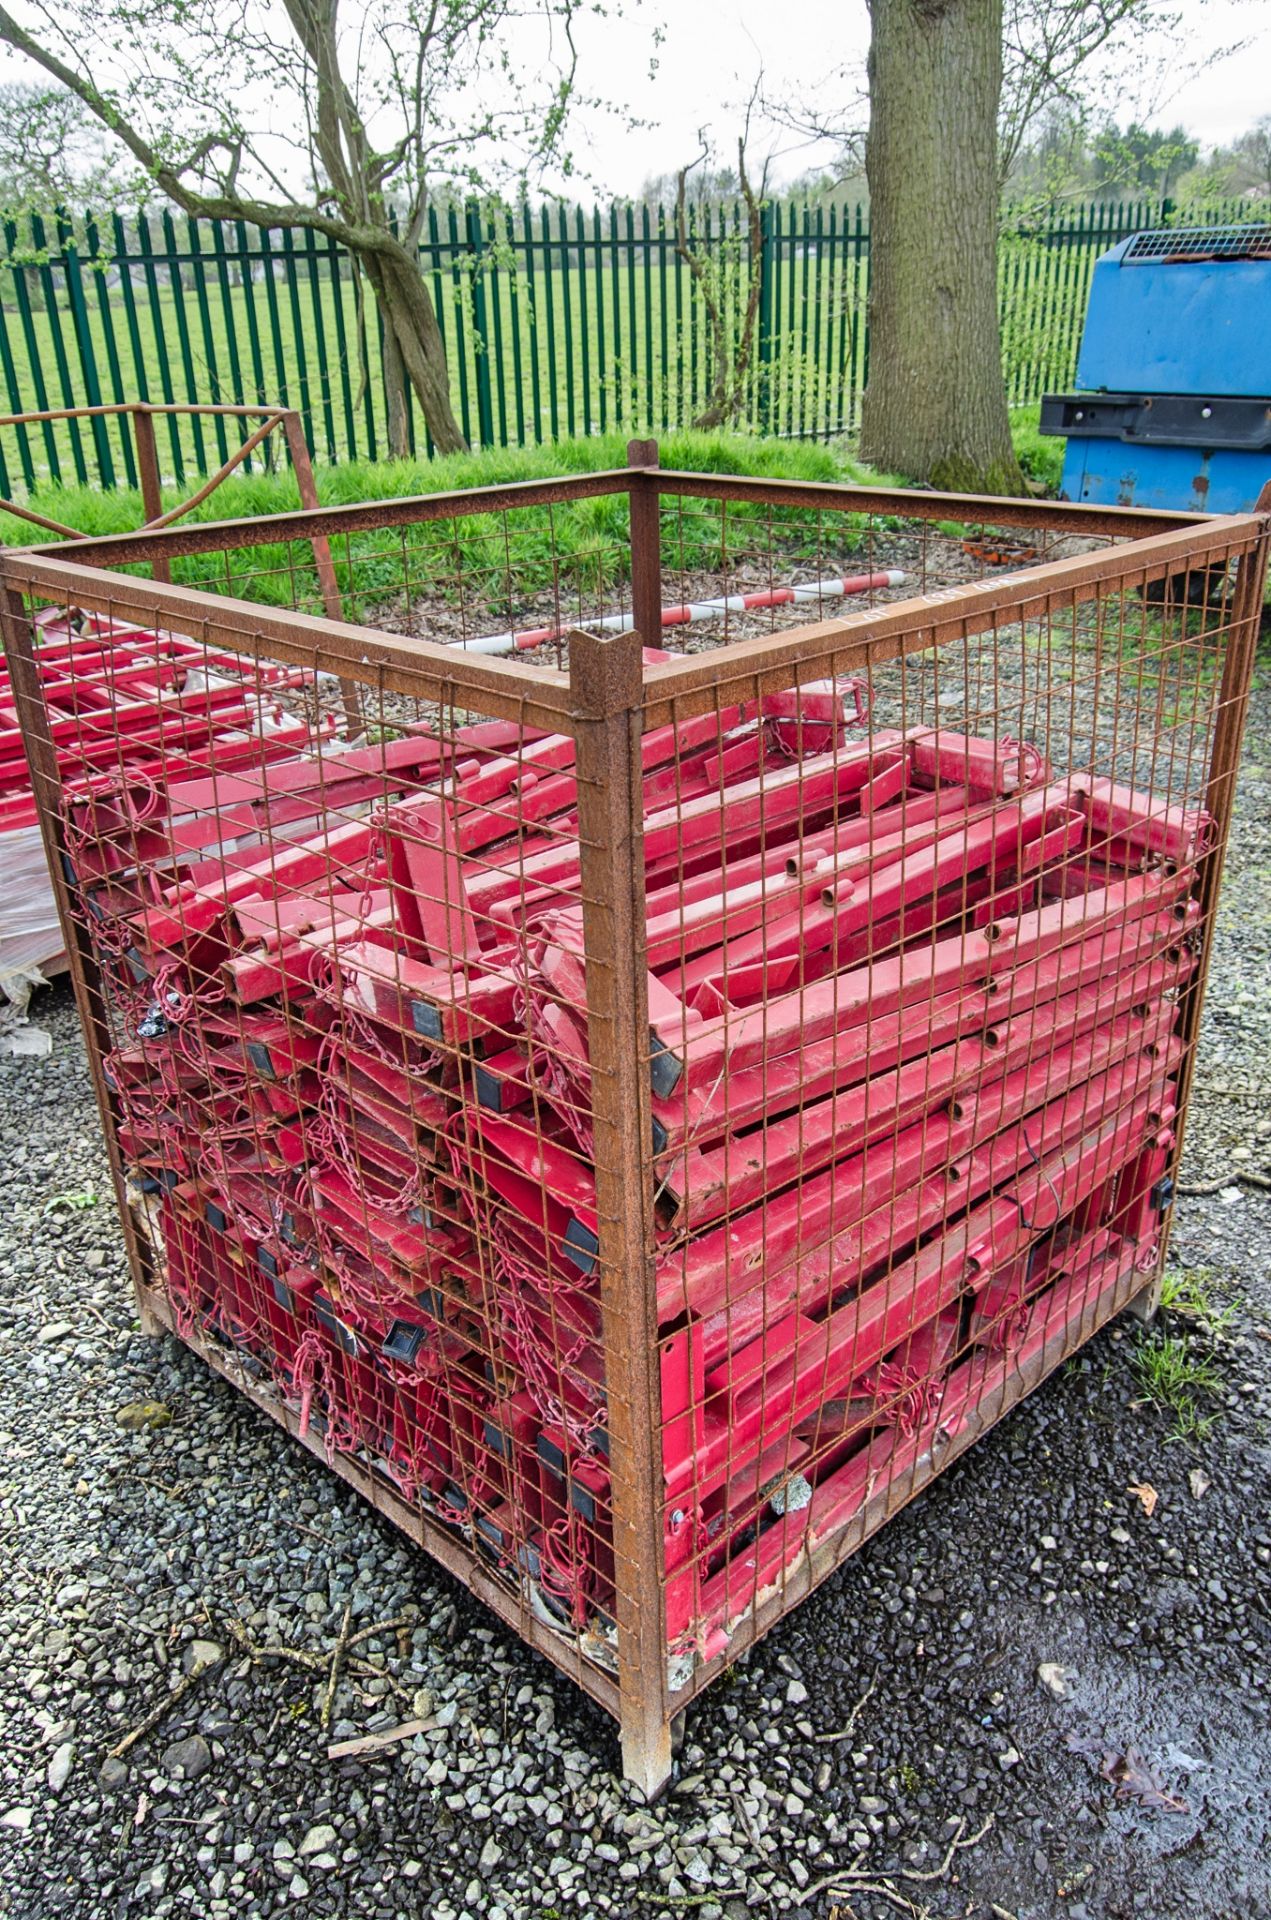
[2,448,1266,1795]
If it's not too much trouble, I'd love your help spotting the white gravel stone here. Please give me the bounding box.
[46,1742,73,1793]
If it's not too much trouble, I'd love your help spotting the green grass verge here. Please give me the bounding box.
[1131,1329,1223,1446]
[1158,1266,1236,1336]
[0,431,896,615]
[1,415,1065,618]
[1130,1267,1234,1447]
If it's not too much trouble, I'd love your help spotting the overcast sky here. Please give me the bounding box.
[564,0,1269,196]
[0,0,1264,201]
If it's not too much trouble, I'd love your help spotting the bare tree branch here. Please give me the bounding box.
[0,0,627,454]
[674,81,771,431]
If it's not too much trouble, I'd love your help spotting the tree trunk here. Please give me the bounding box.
[860,0,1023,494]
[379,317,411,461]
[358,240,468,458]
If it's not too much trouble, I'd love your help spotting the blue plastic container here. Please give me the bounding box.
[1040,226,1271,513]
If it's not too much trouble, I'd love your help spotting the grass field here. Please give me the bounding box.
[0,412,1063,620]
[0,429,888,617]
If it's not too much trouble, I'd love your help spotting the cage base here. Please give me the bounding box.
[132,1245,1159,1794]
[131,1276,622,1726]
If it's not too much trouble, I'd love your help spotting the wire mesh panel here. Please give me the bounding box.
[630,498,1266,1772]
[1,462,1265,1795]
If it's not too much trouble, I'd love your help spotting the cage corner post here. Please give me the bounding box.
[569,620,674,1799]
[278,404,363,733]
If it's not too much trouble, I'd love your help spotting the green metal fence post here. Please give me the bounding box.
[57,210,116,487]
[210,218,250,433]
[135,212,184,482]
[757,198,774,435]
[523,202,543,443]
[4,218,60,484]
[84,213,136,487]
[31,212,90,484]
[278,224,315,456]
[592,205,606,434]
[541,205,560,442]
[558,203,575,438]
[0,284,37,490]
[187,217,230,465]
[507,207,527,446]
[575,205,591,439]
[445,204,471,452]
[488,206,509,448]
[465,199,495,449]
[301,225,337,464]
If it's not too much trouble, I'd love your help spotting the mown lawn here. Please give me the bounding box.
[0,430,890,617]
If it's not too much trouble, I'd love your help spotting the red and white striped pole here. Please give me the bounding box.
[452,571,908,656]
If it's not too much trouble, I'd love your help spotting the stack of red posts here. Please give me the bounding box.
[61,673,1204,1665]
[0,609,323,992]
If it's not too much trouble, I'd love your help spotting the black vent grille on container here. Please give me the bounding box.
[1124,225,1271,263]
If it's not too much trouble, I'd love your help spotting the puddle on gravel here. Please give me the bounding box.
[962,1596,1271,1918]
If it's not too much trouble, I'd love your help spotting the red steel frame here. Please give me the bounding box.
[2,448,1267,1798]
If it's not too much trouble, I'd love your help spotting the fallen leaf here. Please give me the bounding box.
[1100,1746,1189,1815]
[1128,1481,1158,1517]
[1064,1732,1188,1814]
[1188,1468,1211,1500]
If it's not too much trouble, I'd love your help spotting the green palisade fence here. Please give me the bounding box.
[0,196,1258,495]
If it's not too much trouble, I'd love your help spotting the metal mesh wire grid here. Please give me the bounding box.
[2,456,1266,1792]
[1122,225,1271,263]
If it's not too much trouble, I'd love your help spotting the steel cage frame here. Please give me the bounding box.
[2,451,1267,1798]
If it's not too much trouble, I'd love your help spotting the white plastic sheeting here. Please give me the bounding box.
[0,822,63,1003]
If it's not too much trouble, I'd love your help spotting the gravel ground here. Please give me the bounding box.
[382,523,1098,665]
[1,691,1268,1920]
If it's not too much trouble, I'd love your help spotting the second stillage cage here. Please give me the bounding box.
[2,450,1266,1793]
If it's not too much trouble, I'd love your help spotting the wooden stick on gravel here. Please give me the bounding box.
[223,1617,329,1672]
[326,1714,439,1760]
[901,1813,994,1881]
[346,1612,414,1650]
[1178,1167,1271,1196]
[801,1811,995,1906]
[222,1612,416,1706]
[108,1668,210,1760]
[813,1678,877,1743]
[322,1601,353,1732]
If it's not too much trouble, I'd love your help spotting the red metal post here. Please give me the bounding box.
[131,406,171,584]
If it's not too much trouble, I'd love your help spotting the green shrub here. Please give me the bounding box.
[1011,404,1065,495]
